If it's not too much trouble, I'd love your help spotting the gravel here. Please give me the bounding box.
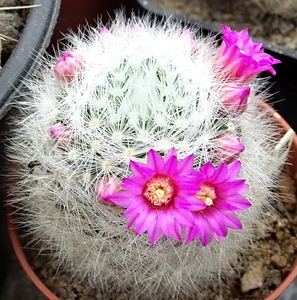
[150,0,297,53]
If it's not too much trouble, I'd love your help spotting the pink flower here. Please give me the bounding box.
[95,177,121,207]
[215,133,245,164]
[218,24,281,82]
[49,122,71,146]
[108,148,199,245]
[54,51,84,82]
[185,161,250,246]
[221,84,250,116]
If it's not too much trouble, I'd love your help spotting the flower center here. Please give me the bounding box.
[143,174,176,208]
[196,183,216,206]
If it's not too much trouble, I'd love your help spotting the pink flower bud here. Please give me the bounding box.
[221,84,250,116]
[101,27,111,37]
[129,24,143,37]
[179,29,197,53]
[215,133,245,164]
[95,177,121,207]
[49,123,71,146]
[54,51,84,82]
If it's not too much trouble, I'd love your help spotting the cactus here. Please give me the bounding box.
[7,14,285,299]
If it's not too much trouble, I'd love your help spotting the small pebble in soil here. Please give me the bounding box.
[271,254,288,268]
[240,266,265,293]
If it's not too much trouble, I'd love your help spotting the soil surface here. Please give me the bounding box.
[150,0,297,54]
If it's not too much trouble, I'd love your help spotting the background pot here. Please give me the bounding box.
[134,0,297,132]
[50,0,137,47]
[0,0,61,119]
[6,103,297,300]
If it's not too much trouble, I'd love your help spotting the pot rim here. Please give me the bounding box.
[6,102,297,300]
[0,0,61,120]
[135,0,297,60]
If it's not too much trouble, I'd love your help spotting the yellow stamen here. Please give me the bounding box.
[143,175,176,207]
[196,183,216,206]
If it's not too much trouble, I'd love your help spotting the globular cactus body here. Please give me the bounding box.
[7,14,284,299]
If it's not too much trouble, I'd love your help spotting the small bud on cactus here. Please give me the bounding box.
[54,50,84,81]
[49,122,71,146]
[221,84,250,116]
[95,177,121,206]
[7,14,285,299]
[215,132,245,163]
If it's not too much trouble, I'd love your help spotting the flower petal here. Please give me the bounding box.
[172,207,194,226]
[162,155,177,176]
[164,148,177,162]
[159,211,175,238]
[178,154,194,175]
[205,209,228,237]
[147,149,164,172]
[148,222,164,245]
[226,161,241,180]
[216,194,252,211]
[220,210,242,230]
[195,215,213,246]
[108,190,134,207]
[123,177,146,195]
[135,210,157,234]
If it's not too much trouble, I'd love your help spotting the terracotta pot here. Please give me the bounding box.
[6,103,297,300]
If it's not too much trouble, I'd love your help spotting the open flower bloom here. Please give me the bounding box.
[185,161,251,246]
[218,24,281,82]
[215,132,245,164]
[108,148,199,245]
[54,50,84,82]
[221,84,250,116]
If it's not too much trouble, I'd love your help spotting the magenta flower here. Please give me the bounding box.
[215,133,245,164]
[108,148,199,245]
[49,122,71,146]
[185,161,250,246]
[218,24,281,82]
[221,84,250,116]
[95,177,121,207]
[54,50,84,82]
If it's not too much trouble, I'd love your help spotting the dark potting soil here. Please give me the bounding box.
[0,0,31,68]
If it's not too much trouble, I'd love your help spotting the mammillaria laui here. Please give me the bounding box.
[7,14,285,299]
